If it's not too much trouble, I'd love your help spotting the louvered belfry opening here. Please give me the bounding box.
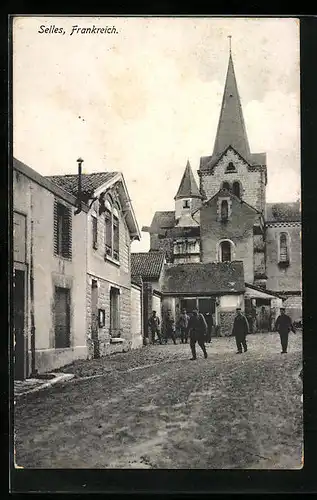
[54,199,72,259]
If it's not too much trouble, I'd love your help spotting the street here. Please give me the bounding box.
[14,333,303,469]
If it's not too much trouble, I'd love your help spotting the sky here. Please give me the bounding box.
[13,16,300,252]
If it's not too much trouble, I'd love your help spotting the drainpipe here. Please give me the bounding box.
[29,186,37,377]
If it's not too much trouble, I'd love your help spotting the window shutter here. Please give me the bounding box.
[63,206,72,259]
[53,200,58,255]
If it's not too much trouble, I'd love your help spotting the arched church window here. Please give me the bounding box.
[232,181,241,198]
[279,232,289,263]
[226,162,236,173]
[220,241,231,262]
[220,200,229,221]
[222,181,230,191]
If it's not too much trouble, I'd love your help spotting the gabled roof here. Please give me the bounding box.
[265,202,301,223]
[148,211,175,234]
[13,158,89,212]
[162,261,245,295]
[48,170,141,239]
[46,172,118,197]
[197,186,262,216]
[212,53,251,162]
[199,146,267,182]
[131,251,165,281]
[174,160,201,200]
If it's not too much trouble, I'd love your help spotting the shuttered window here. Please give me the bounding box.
[54,200,72,259]
[92,215,98,249]
[113,215,119,260]
[105,208,112,256]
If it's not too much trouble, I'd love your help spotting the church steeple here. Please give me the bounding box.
[174,160,201,200]
[213,42,251,161]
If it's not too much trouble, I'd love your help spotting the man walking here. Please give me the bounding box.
[148,311,162,345]
[178,308,190,343]
[232,308,249,354]
[188,307,208,360]
[274,307,296,354]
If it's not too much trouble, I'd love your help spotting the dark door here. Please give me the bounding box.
[13,269,26,380]
[91,280,99,358]
[55,287,71,348]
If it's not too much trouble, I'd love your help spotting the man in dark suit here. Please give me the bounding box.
[232,308,249,354]
[274,307,296,354]
[188,307,208,360]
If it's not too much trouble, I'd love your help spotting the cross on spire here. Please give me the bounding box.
[228,35,232,54]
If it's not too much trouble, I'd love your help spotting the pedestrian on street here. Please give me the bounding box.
[148,311,162,345]
[178,308,190,343]
[205,312,214,343]
[164,310,177,345]
[274,307,296,354]
[232,308,249,354]
[188,307,208,360]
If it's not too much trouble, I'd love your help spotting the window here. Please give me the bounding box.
[54,287,71,348]
[183,199,190,209]
[105,208,112,256]
[92,215,98,249]
[104,200,120,261]
[232,181,241,198]
[279,232,289,263]
[113,214,119,260]
[54,201,72,259]
[110,287,120,337]
[222,182,230,191]
[220,241,231,262]
[220,200,229,221]
[226,162,236,173]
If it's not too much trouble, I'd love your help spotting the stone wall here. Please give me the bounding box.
[86,274,132,358]
[266,224,301,293]
[200,148,266,213]
[200,193,259,282]
[219,311,236,336]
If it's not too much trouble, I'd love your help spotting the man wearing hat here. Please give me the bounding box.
[274,307,296,354]
[232,308,249,354]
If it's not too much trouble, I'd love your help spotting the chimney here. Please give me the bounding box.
[74,157,83,215]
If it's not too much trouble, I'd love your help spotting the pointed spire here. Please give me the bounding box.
[174,160,201,199]
[213,44,251,161]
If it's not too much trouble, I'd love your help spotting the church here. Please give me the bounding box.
[137,47,301,337]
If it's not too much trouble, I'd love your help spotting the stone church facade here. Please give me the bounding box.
[142,49,301,333]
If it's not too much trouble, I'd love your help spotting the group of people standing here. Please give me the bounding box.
[148,306,296,359]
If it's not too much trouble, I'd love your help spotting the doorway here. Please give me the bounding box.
[13,269,26,380]
[91,280,99,358]
[110,287,120,337]
[54,287,71,348]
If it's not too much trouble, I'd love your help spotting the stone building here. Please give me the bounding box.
[48,169,142,358]
[143,48,300,332]
[13,158,88,379]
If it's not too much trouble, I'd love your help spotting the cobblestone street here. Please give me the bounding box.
[14,333,303,469]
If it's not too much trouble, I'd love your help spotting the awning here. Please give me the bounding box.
[245,286,281,300]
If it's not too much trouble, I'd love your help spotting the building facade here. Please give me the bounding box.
[13,158,88,379]
[143,48,301,329]
[48,170,142,358]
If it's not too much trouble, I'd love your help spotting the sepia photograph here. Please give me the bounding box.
[12,16,302,471]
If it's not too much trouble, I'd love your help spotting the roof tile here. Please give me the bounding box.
[162,261,245,294]
[131,251,165,280]
[46,172,118,197]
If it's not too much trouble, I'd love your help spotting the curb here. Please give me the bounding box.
[14,373,74,398]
